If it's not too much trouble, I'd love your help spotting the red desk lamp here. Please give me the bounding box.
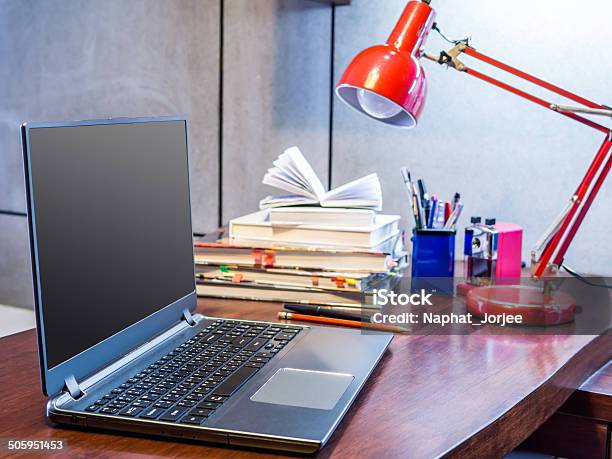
[336,0,612,325]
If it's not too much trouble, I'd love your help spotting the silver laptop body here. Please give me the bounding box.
[22,117,392,454]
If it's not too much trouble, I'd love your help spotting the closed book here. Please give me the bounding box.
[196,280,366,307]
[230,210,400,248]
[194,231,404,274]
[269,207,376,227]
[196,265,386,292]
[195,275,399,308]
[226,232,401,254]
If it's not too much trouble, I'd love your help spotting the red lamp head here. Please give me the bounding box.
[336,0,436,128]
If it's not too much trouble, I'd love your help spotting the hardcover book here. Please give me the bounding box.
[194,230,404,274]
[229,210,400,248]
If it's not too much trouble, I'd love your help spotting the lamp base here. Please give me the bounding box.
[456,282,476,297]
[466,285,576,326]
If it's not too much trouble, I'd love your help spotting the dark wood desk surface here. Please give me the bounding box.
[562,359,612,422]
[1,297,610,458]
[519,359,612,458]
[582,360,612,396]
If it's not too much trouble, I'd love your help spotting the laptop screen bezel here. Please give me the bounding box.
[21,116,197,397]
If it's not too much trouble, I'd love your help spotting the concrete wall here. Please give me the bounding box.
[332,0,612,276]
[221,0,331,222]
[0,0,332,307]
[1,0,610,308]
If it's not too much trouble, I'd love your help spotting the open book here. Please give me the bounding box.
[259,146,383,210]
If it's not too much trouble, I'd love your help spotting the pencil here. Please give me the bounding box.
[277,311,407,333]
[283,303,371,322]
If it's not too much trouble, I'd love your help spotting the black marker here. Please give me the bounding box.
[283,304,371,323]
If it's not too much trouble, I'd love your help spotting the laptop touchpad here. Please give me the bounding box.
[250,368,354,410]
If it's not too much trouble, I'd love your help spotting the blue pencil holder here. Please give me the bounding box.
[411,229,456,295]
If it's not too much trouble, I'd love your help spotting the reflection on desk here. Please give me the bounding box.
[0,296,609,458]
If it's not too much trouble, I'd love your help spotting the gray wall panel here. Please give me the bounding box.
[222,0,332,223]
[0,0,220,307]
[332,0,612,275]
[0,0,220,233]
[0,214,33,308]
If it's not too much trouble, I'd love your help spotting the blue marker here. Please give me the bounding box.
[427,196,438,229]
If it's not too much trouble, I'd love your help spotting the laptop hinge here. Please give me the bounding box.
[64,374,84,400]
[182,308,196,326]
[56,313,200,403]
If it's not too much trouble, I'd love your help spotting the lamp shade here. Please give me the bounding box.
[336,0,436,128]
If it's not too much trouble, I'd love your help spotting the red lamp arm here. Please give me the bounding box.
[463,47,608,110]
[424,44,612,279]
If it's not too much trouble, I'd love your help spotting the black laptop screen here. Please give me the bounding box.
[26,120,195,369]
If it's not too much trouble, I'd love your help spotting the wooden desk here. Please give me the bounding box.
[521,359,612,458]
[569,359,612,420]
[0,297,610,458]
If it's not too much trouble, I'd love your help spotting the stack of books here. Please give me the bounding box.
[195,147,405,309]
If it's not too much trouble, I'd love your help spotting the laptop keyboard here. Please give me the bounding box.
[83,319,302,426]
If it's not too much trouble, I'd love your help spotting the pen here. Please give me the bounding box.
[277,311,407,333]
[401,167,421,229]
[432,199,446,229]
[444,201,452,223]
[427,195,438,229]
[283,303,370,322]
[444,205,457,229]
[452,192,461,211]
[412,192,422,229]
[418,179,431,227]
[452,203,464,229]
[444,202,464,229]
[423,196,431,228]
[412,180,426,230]
[417,179,428,208]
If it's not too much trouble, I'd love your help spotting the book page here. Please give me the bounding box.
[259,195,319,209]
[282,146,326,200]
[260,146,382,210]
[262,172,317,198]
[273,156,309,189]
[262,146,326,202]
[323,173,382,210]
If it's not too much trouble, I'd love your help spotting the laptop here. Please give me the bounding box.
[21,117,392,453]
